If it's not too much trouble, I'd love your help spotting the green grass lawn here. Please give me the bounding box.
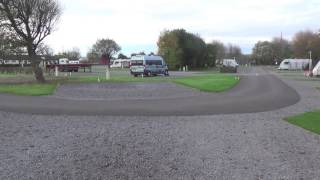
[0,74,239,96]
[173,75,240,92]
[0,73,19,77]
[286,110,320,135]
[71,75,240,92]
[0,84,57,96]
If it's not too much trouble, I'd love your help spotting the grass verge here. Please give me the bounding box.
[71,75,240,92]
[285,110,320,135]
[0,84,57,96]
[0,73,19,77]
[173,75,240,92]
[0,74,240,96]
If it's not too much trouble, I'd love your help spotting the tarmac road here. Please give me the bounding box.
[0,67,300,116]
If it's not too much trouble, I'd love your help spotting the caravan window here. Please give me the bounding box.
[284,62,289,65]
[146,60,162,65]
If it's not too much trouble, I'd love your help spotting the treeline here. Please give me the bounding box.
[252,30,320,65]
[157,29,243,70]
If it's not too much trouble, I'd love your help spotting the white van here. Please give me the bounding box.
[312,61,320,76]
[223,59,239,68]
[278,59,309,70]
[130,55,169,76]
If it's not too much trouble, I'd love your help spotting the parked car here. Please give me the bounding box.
[130,55,169,77]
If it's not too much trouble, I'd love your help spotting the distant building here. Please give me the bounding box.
[0,55,59,66]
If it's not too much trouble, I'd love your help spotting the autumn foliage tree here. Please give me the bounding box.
[292,30,320,65]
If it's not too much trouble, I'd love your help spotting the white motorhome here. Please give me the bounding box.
[110,59,130,68]
[58,58,80,65]
[278,59,309,70]
[223,59,239,68]
[312,61,320,76]
[130,55,169,76]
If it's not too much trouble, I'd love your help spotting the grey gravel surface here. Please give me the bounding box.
[51,82,205,101]
[0,67,320,179]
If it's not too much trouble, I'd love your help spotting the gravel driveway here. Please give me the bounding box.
[51,82,205,101]
[0,68,320,179]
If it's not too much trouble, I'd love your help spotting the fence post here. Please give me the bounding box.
[106,65,110,80]
[55,65,59,77]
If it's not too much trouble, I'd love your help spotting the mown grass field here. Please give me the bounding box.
[174,75,240,92]
[286,110,320,135]
[0,73,240,96]
[0,73,20,77]
[0,84,57,96]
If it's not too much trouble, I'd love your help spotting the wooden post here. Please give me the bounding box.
[106,65,110,80]
[55,65,59,77]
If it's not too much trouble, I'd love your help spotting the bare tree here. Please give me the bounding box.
[271,37,293,61]
[0,0,62,82]
[57,47,81,60]
[0,30,26,61]
[37,43,54,56]
[225,44,242,59]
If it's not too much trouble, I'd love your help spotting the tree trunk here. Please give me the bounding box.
[32,61,46,83]
[27,44,46,83]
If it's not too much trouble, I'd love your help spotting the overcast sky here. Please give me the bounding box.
[45,0,320,56]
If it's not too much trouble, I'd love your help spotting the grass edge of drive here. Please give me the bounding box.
[173,75,240,92]
[285,110,320,135]
[0,74,240,96]
[0,83,58,96]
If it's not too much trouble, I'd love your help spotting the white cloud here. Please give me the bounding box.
[45,0,320,55]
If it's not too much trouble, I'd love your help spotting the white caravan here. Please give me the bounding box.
[312,61,320,76]
[69,60,80,64]
[110,59,131,68]
[223,59,239,68]
[278,59,309,70]
[59,58,69,64]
